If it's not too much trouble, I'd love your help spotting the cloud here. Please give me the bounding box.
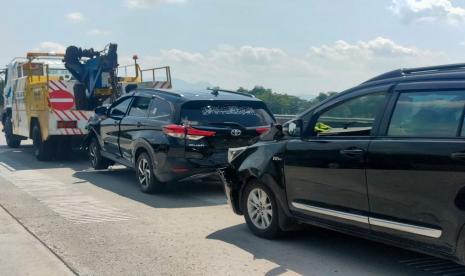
[125,0,186,8]
[35,42,66,53]
[310,37,435,60]
[65,12,85,23]
[123,39,447,96]
[87,29,111,36]
[389,0,465,24]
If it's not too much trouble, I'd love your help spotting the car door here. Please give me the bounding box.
[119,96,151,162]
[100,96,133,156]
[285,86,390,230]
[366,82,465,253]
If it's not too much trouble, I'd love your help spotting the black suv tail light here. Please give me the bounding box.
[163,124,216,140]
[256,126,270,134]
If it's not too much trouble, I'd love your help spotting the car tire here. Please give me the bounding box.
[242,180,282,239]
[4,114,21,148]
[89,137,112,170]
[136,152,164,194]
[32,123,53,161]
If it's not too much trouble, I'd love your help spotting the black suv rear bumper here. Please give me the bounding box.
[155,153,229,183]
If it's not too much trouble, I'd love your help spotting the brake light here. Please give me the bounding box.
[57,121,77,128]
[256,127,270,134]
[163,124,185,138]
[163,124,216,140]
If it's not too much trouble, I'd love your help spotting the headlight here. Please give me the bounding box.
[228,146,248,163]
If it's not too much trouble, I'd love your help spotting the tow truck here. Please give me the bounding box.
[1,43,172,160]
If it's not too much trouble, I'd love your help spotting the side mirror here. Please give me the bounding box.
[283,119,302,137]
[94,106,109,116]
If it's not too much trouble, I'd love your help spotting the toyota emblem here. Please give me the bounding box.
[231,129,242,136]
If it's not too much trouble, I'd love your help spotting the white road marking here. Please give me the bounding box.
[0,161,16,171]
[0,166,134,224]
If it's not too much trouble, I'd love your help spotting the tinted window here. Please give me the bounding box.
[110,97,132,117]
[149,98,172,121]
[180,101,274,127]
[128,97,150,117]
[315,92,387,136]
[388,91,465,137]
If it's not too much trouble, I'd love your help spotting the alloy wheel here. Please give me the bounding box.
[138,157,151,188]
[89,142,97,167]
[247,188,273,229]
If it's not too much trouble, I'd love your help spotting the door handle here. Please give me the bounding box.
[136,122,142,127]
[340,148,365,158]
[451,152,465,161]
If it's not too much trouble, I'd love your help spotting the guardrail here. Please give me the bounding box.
[274,115,374,125]
[274,114,296,124]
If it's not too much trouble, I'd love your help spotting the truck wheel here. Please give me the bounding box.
[136,152,164,194]
[89,137,112,170]
[4,114,21,148]
[32,123,53,161]
[242,180,283,239]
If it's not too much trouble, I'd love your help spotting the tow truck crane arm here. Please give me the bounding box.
[63,43,119,109]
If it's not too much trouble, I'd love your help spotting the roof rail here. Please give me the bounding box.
[363,63,465,84]
[140,87,183,98]
[153,89,183,98]
[206,87,255,98]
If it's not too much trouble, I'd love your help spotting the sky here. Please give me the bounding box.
[1,0,465,97]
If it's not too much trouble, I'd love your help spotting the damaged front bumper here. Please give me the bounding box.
[217,166,243,215]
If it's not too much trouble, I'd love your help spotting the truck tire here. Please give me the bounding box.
[4,114,21,148]
[89,137,112,170]
[32,123,53,161]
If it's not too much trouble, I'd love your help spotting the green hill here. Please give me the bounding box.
[237,86,338,115]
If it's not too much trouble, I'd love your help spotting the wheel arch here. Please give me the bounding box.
[238,173,295,231]
[83,127,100,148]
[454,221,465,264]
[132,139,156,166]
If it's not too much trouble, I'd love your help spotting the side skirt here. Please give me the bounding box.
[291,202,442,239]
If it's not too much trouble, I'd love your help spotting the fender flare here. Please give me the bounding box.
[82,127,104,149]
[132,138,157,165]
[454,222,465,264]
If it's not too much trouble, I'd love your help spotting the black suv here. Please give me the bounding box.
[221,63,465,264]
[86,88,275,193]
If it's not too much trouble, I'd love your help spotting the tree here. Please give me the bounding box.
[237,86,338,115]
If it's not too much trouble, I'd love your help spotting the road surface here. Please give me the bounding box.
[0,134,464,275]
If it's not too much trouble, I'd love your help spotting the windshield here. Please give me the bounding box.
[180,101,274,127]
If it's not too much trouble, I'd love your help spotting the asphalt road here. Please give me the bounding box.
[1,135,465,275]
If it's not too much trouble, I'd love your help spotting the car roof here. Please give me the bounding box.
[297,63,465,118]
[133,88,261,103]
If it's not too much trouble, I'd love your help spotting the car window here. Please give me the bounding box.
[314,92,387,136]
[149,98,172,121]
[109,97,132,117]
[180,101,274,127]
[388,91,465,137]
[128,96,150,117]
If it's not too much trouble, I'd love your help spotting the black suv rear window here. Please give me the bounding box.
[180,101,274,127]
